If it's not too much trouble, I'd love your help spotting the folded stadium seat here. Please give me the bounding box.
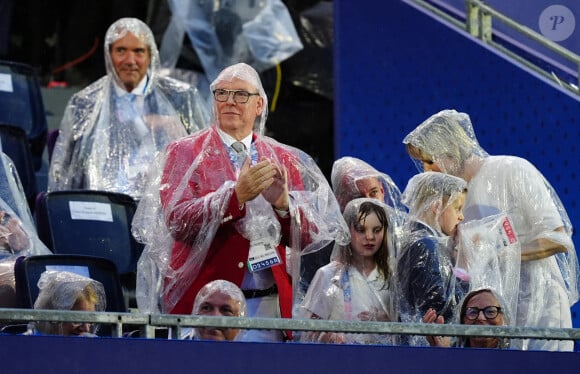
[34,190,144,308]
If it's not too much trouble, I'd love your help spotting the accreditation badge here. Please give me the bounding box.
[247,240,281,272]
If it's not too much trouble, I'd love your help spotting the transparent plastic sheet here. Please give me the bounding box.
[0,153,50,257]
[298,263,396,345]
[403,109,579,351]
[160,0,303,81]
[331,156,405,214]
[183,279,247,340]
[400,171,467,236]
[133,127,348,314]
[466,156,577,351]
[297,156,406,303]
[402,109,487,176]
[397,172,469,346]
[0,152,32,227]
[296,198,398,345]
[35,270,106,311]
[48,18,209,200]
[397,227,467,346]
[158,67,212,109]
[456,213,521,326]
[289,1,334,99]
[192,279,247,317]
[33,270,106,336]
[0,152,50,306]
[331,156,407,255]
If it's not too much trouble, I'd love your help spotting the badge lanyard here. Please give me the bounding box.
[341,268,353,320]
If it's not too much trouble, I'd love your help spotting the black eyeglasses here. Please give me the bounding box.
[464,306,502,320]
[213,89,260,103]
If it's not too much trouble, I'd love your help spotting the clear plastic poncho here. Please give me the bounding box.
[402,109,487,176]
[192,279,247,317]
[132,63,349,313]
[33,270,106,335]
[397,172,470,345]
[0,150,32,226]
[331,156,405,214]
[455,214,521,328]
[48,17,209,200]
[160,0,304,81]
[187,279,248,341]
[298,198,398,345]
[331,156,407,255]
[0,197,36,257]
[404,109,579,351]
[0,151,50,257]
[0,151,50,308]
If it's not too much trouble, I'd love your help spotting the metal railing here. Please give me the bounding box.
[1,308,579,345]
[406,0,580,98]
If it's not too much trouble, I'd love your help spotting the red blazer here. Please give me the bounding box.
[160,127,310,322]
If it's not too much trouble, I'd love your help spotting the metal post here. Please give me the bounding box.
[481,10,492,42]
[466,0,480,38]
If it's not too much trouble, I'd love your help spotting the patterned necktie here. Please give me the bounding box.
[231,141,247,169]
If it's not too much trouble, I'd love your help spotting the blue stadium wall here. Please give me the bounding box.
[1,334,579,373]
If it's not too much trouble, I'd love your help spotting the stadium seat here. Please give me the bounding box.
[35,190,143,276]
[0,59,48,171]
[34,190,143,308]
[13,254,126,313]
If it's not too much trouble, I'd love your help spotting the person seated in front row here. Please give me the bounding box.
[184,279,247,341]
[423,288,510,349]
[28,270,106,337]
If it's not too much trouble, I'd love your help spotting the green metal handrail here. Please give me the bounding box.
[1,308,579,343]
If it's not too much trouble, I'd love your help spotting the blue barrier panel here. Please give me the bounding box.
[0,334,579,374]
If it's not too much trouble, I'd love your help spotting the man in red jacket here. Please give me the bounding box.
[134,63,348,342]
